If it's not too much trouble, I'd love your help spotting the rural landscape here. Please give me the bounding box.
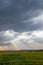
[0,0,43,65]
[0,50,43,65]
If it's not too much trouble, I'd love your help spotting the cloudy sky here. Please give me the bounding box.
[0,0,43,50]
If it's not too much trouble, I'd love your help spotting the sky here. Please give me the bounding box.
[0,0,43,50]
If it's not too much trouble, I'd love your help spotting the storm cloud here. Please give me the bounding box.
[0,0,43,50]
[0,0,43,32]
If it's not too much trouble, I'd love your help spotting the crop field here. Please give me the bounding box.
[0,51,43,65]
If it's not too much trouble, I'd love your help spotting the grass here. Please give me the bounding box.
[0,51,43,65]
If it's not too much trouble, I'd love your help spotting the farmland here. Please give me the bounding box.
[0,51,43,65]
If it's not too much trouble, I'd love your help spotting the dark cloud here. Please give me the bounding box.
[0,42,12,46]
[0,0,43,32]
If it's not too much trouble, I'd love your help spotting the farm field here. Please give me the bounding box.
[0,51,43,65]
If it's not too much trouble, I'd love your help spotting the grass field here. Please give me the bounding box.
[0,51,43,65]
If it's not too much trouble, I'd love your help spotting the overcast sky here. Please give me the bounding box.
[0,0,43,50]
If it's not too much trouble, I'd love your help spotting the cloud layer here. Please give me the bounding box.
[0,30,43,50]
[0,0,43,50]
[0,0,43,32]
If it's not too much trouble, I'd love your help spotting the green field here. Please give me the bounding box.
[0,51,43,65]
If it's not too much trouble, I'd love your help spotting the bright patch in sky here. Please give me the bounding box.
[0,29,43,50]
